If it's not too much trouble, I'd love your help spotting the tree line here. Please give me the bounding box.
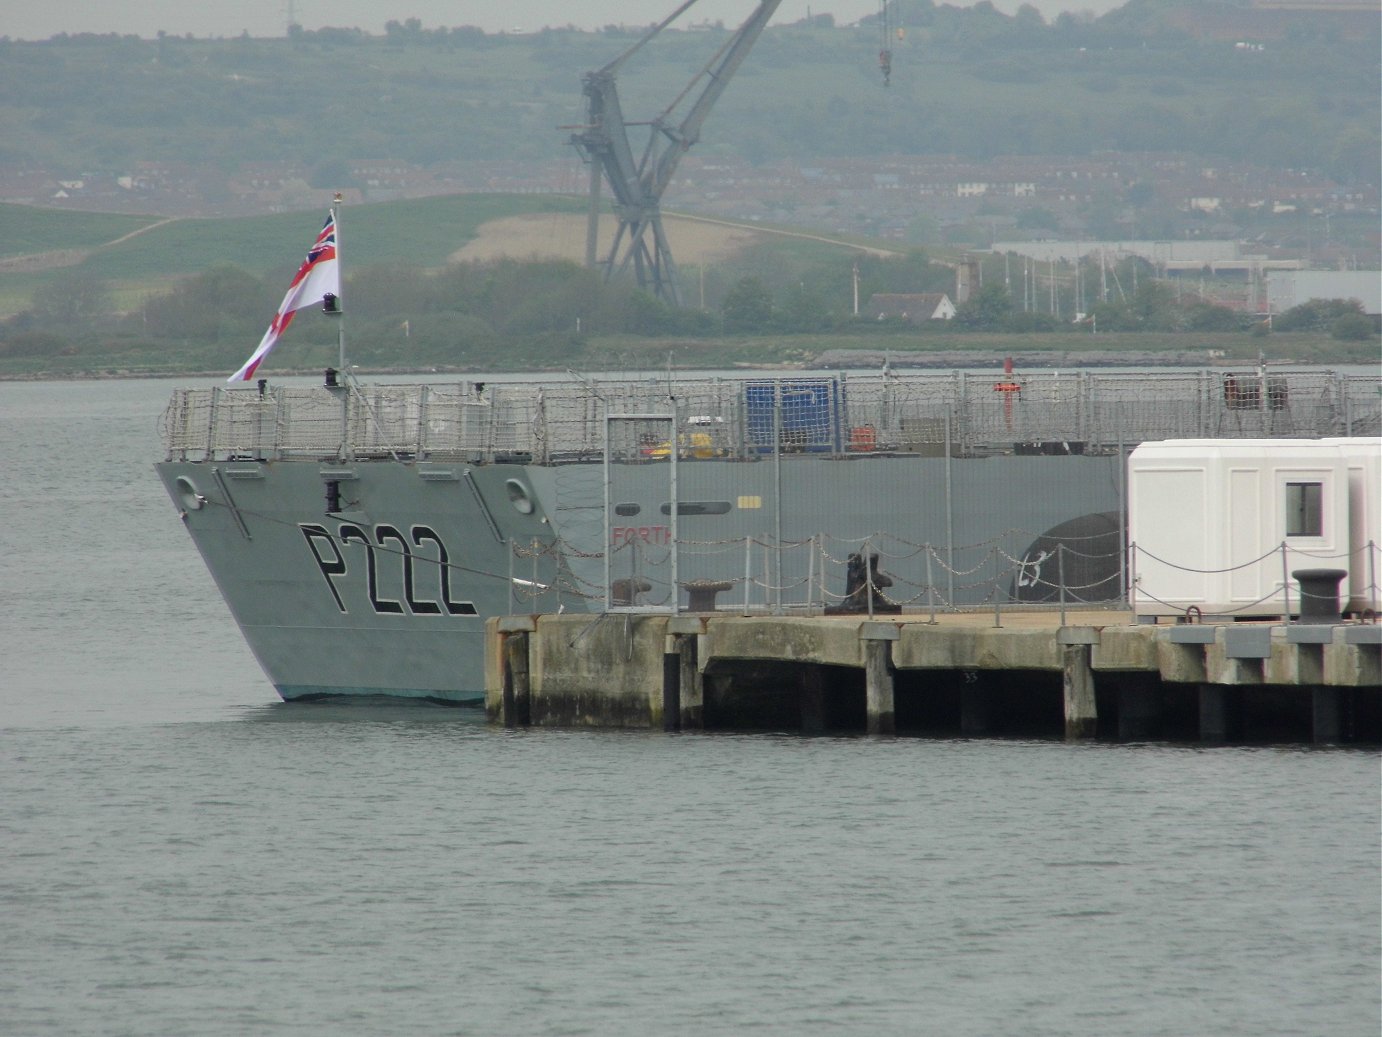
[3,250,1371,369]
[2,1,1376,186]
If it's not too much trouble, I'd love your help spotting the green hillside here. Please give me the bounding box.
[44,194,583,281]
[0,204,160,257]
[0,193,589,317]
[0,5,1376,184]
[0,193,598,354]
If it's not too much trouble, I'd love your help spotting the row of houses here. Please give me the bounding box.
[666,154,1377,234]
[2,152,1371,226]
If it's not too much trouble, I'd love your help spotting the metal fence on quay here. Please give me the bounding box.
[506,523,1381,623]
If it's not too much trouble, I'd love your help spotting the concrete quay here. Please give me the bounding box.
[486,611,1381,744]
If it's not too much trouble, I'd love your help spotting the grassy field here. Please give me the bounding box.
[0,204,160,258]
[79,194,589,281]
[0,194,590,317]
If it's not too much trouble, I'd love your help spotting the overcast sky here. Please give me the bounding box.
[3,0,1125,41]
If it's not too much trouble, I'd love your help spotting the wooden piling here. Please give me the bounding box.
[960,682,990,736]
[662,640,680,732]
[1061,643,1098,740]
[679,634,703,729]
[861,624,898,736]
[865,641,894,735]
[667,619,705,730]
[1312,687,1342,744]
[800,665,826,734]
[1198,684,1235,743]
[503,630,530,727]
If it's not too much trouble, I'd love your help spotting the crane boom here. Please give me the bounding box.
[570,0,783,306]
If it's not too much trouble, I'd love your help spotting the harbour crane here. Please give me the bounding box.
[569,0,783,306]
[878,0,894,86]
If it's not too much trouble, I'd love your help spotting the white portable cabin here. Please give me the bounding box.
[1129,439,1352,618]
[1323,437,1381,614]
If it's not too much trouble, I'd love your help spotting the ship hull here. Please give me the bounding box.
[156,369,1378,702]
[156,459,566,703]
[157,451,1123,702]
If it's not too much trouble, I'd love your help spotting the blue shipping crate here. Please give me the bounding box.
[745,379,841,453]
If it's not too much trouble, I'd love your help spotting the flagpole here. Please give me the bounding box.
[228,197,344,384]
[332,192,346,374]
[329,192,351,461]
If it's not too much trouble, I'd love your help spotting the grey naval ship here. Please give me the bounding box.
[156,366,1380,703]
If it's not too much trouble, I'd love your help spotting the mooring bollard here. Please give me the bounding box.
[1292,568,1348,624]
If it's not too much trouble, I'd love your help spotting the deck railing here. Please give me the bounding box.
[161,369,1381,463]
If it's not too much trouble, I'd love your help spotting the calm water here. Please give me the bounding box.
[2,378,1379,1036]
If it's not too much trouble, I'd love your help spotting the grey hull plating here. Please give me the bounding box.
[157,451,1121,702]
[157,460,565,702]
[157,369,1377,702]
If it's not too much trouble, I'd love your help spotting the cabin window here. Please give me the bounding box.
[1285,482,1322,537]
